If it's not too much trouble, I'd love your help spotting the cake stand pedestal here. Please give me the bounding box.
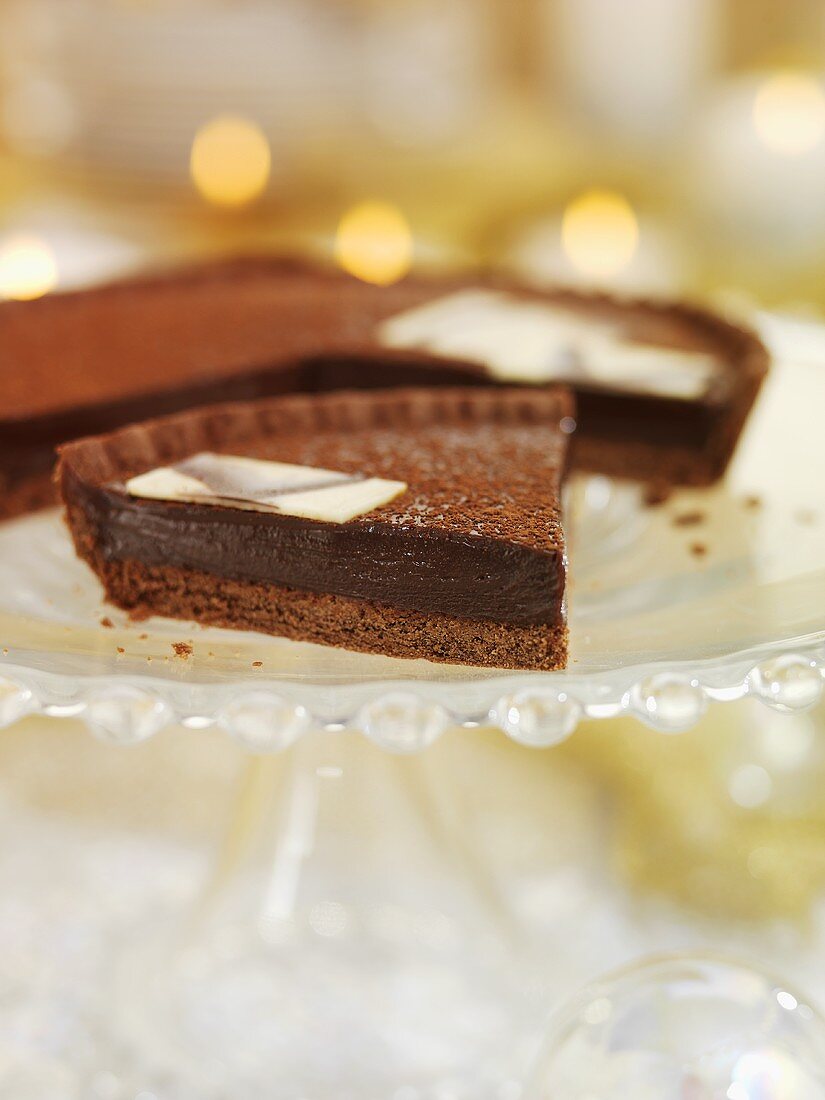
[113,730,563,1099]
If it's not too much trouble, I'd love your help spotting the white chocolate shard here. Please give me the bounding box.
[379,288,718,399]
[178,453,353,500]
[581,344,717,400]
[124,453,406,523]
[273,477,408,523]
[125,466,212,501]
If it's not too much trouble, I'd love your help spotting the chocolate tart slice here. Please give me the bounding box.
[2,257,767,518]
[58,387,573,671]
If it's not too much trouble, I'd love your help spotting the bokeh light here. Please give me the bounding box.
[0,237,58,301]
[561,188,639,280]
[335,201,413,286]
[190,113,271,208]
[1,76,77,158]
[729,763,772,809]
[752,72,825,156]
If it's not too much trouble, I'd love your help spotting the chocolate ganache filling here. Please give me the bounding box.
[67,472,565,627]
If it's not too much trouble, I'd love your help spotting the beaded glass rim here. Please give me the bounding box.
[0,638,824,750]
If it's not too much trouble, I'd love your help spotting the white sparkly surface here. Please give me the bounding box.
[1,713,825,1097]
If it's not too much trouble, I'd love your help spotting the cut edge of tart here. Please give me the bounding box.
[57,386,574,671]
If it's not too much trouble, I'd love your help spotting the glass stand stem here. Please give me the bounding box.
[112,730,544,1099]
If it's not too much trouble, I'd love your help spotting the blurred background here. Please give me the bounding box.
[2,0,825,307]
[2,1,825,1095]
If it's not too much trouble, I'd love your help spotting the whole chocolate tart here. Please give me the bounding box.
[2,257,768,518]
[58,387,573,671]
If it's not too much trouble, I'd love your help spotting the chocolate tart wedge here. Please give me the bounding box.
[2,257,767,517]
[58,387,573,671]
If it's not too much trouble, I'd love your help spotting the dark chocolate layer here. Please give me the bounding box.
[66,474,563,626]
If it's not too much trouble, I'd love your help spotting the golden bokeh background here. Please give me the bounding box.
[2,0,825,307]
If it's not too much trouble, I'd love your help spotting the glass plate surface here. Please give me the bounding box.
[0,314,822,742]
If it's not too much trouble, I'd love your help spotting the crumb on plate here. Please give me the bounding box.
[643,482,671,507]
[673,510,705,527]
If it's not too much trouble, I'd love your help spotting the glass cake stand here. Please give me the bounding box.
[0,313,822,1096]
